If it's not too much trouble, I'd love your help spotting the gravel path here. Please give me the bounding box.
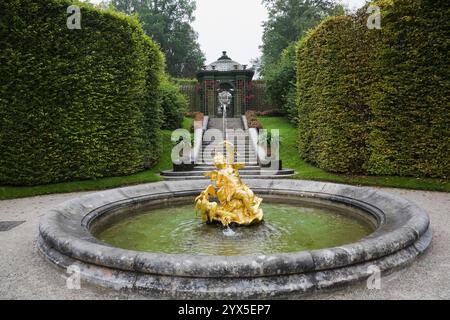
[0,186,448,300]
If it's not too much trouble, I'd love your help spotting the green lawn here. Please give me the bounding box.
[259,116,450,192]
[0,118,193,200]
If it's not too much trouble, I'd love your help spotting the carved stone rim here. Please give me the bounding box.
[37,179,431,297]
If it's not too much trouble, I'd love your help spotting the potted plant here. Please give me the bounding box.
[258,131,283,170]
[172,135,195,172]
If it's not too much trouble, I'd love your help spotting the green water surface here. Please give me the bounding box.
[97,203,373,256]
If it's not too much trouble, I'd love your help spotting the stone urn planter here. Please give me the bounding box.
[173,162,195,172]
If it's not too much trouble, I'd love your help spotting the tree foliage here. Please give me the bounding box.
[263,43,297,121]
[261,0,343,121]
[111,0,205,78]
[261,0,343,68]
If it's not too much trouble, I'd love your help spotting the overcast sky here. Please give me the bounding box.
[89,0,368,66]
[193,0,368,66]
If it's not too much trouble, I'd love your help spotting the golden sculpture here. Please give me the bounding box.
[195,141,264,227]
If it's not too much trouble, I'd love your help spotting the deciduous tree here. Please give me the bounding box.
[111,0,205,77]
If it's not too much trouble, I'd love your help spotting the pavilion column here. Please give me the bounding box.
[204,79,217,117]
[234,89,241,117]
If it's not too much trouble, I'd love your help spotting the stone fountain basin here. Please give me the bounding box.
[37,179,432,298]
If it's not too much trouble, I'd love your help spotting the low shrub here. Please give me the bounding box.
[245,111,264,130]
[255,110,285,117]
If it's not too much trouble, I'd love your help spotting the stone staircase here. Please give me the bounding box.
[161,117,295,180]
[202,133,257,165]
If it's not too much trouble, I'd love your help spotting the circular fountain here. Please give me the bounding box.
[38,178,431,298]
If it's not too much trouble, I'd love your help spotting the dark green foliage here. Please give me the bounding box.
[0,0,164,185]
[261,0,345,122]
[297,1,450,179]
[111,0,205,78]
[159,78,188,130]
[261,0,344,67]
[172,78,198,86]
[264,44,298,122]
[297,15,377,174]
[366,0,450,178]
[283,85,298,124]
[142,37,165,167]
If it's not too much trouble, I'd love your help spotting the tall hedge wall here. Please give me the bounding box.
[0,0,164,185]
[142,36,165,167]
[366,0,450,178]
[297,15,378,173]
[297,1,449,178]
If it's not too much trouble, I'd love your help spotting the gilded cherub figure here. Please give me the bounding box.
[195,143,263,227]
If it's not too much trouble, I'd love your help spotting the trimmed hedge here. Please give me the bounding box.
[297,15,377,174]
[366,0,450,178]
[172,78,198,86]
[0,0,164,185]
[142,35,165,168]
[159,78,188,130]
[297,1,449,178]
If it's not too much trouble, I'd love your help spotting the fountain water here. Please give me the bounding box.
[218,90,232,139]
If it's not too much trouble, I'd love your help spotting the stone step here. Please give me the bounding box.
[193,167,261,172]
[161,169,295,177]
[194,165,261,171]
[201,147,253,151]
[162,174,295,181]
[201,144,253,148]
[202,152,256,155]
[201,148,256,152]
[235,159,258,162]
[201,149,253,152]
[201,153,255,155]
[201,147,255,150]
[208,118,244,130]
[203,136,250,138]
[200,154,256,157]
[197,162,259,166]
[201,157,257,162]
